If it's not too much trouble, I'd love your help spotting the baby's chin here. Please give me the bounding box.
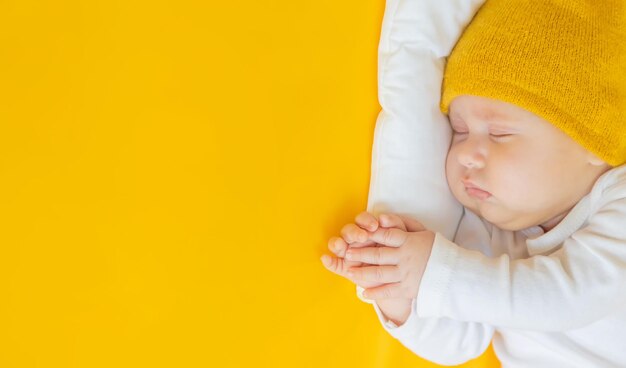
[475,208,533,232]
[457,195,528,231]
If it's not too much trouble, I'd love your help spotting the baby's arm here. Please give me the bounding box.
[336,212,495,366]
[417,196,626,331]
[371,298,495,366]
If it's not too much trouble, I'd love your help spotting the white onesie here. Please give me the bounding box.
[358,163,626,367]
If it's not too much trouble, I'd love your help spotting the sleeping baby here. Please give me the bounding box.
[321,0,626,367]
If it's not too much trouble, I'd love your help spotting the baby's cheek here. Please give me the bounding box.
[444,152,456,181]
[444,155,461,189]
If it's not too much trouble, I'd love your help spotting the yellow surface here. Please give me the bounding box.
[0,1,499,367]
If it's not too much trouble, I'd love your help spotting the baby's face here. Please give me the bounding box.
[445,95,611,232]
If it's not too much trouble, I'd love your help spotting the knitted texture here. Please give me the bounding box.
[440,0,626,167]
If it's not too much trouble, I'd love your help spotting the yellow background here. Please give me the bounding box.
[0,1,499,367]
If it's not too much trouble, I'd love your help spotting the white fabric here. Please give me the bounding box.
[365,0,486,237]
[371,164,626,367]
[359,0,486,304]
[360,0,484,238]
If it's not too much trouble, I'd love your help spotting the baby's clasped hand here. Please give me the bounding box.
[321,211,388,290]
[347,221,435,300]
[321,212,436,300]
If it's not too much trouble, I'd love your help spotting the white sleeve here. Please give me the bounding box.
[356,209,496,366]
[416,197,626,331]
[368,298,494,366]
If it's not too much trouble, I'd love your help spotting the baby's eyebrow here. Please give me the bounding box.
[479,109,514,123]
[452,110,516,125]
[450,112,519,132]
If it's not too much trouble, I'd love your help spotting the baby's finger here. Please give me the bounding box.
[328,236,348,257]
[320,254,366,280]
[320,254,385,289]
[355,211,379,232]
[368,227,408,248]
[346,246,400,265]
[341,223,374,245]
[347,264,402,283]
[320,254,348,276]
[362,282,405,300]
[378,213,408,231]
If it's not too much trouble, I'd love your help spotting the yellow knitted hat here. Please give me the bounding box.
[440,0,626,167]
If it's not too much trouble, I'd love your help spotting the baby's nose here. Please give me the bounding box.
[456,140,486,169]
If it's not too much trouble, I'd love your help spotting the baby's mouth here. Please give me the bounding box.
[465,186,492,200]
[462,179,492,200]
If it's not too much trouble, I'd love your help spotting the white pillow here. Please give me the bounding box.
[358,0,486,304]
